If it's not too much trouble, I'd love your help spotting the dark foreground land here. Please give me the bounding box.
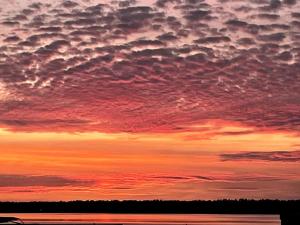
[0,200,299,214]
[0,200,299,225]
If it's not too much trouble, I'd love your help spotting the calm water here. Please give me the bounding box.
[0,213,280,224]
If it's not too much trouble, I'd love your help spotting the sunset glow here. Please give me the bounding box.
[0,0,299,201]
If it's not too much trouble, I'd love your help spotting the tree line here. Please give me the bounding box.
[0,199,299,214]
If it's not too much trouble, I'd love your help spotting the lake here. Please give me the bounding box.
[0,213,280,224]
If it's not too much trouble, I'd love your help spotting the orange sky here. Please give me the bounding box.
[0,122,299,201]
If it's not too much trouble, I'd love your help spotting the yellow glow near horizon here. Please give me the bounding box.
[1,121,299,151]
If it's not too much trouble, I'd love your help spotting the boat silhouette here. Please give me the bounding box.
[0,217,23,224]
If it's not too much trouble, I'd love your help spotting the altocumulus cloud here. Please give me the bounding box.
[0,0,299,133]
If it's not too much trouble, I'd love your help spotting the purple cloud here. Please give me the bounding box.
[0,0,299,134]
[0,174,94,187]
[220,151,300,162]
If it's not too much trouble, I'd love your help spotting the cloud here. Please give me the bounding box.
[220,151,300,162]
[225,19,248,27]
[0,0,299,134]
[284,0,296,5]
[2,21,20,26]
[38,26,62,32]
[237,38,256,46]
[129,39,164,47]
[184,10,211,21]
[276,51,293,61]
[193,176,214,181]
[213,130,256,136]
[257,32,286,42]
[256,13,280,20]
[0,119,89,127]
[0,174,94,187]
[150,173,289,182]
[291,12,300,18]
[3,35,21,42]
[156,0,181,8]
[259,0,282,11]
[194,36,231,44]
[157,32,178,41]
[61,0,78,8]
[151,176,190,180]
[28,3,43,10]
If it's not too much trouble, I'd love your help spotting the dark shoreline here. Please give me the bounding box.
[0,200,299,214]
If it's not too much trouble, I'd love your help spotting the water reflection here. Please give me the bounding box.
[0,213,280,224]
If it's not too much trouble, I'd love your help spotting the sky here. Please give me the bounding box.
[0,0,299,201]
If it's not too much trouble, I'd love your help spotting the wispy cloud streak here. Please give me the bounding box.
[220,151,300,162]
